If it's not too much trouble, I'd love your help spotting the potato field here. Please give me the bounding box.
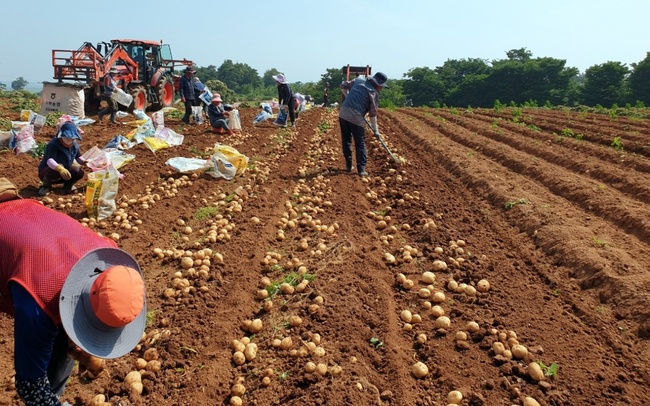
[1,100,649,406]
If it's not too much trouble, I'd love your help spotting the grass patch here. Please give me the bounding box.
[194,205,220,220]
[504,198,529,210]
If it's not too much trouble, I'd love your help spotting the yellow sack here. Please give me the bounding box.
[85,168,119,220]
[212,143,249,175]
[143,137,170,153]
[123,118,150,127]
[125,127,138,140]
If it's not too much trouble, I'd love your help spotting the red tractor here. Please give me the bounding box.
[51,39,193,113]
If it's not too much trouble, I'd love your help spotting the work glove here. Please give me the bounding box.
[55,164,71,180]
[369,116,380,137]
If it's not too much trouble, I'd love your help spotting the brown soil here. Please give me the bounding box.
[1,104,649,406]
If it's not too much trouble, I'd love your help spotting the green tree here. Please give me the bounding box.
[216,60,262,93]
[262,69,282,87]
[0,82,6,91]
[194,65,219,83]
[506,48,533,62]
[436,58,491,106]
[627,52,650,105]
[11,77,28,91]
[402,67,445,106]
[581,61,629,106]
[204,79,235,102]
[378,80,405,108]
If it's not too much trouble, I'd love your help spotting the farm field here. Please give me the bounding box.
[1,102,649,406]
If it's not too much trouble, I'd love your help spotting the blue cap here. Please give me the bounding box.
[57,122,82,140]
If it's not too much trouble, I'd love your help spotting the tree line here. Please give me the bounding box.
[5,48,649,109]
[193,48,650,109]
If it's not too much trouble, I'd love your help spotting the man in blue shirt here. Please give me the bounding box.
[338,72,388,177]
[179,66,196,124]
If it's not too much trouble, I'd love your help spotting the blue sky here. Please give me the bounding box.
[1,0,648,89]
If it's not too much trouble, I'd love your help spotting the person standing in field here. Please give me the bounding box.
[97,67,119,124]
[273,74,297,129]
[338,72,388,177]
[323,82,330,107]
[179,66,197,124]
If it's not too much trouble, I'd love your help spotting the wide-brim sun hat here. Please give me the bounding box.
[368,72,388,88]
[212,94,222,103]
[60,247,146,359]
[184,66,197,73]
[57,121,82,140]
[108,67,119,74]
[272,74,287,84]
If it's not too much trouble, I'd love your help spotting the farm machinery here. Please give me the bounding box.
[51,39,193,113]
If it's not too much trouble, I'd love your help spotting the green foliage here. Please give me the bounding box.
[193,206,220,220]
[317,121,331,133]
[265,272,316,297]
[611,136,624,151]
[15,98,38,112]
[45,112,63,127]
[592,237,608,248]
[166,109,184,119]
[31,141,47,157]
[11,77,28,91]
[504,198,529,210]
[535,361,559,377]
[493,99,504,111]
[561,128,574,137]
[369,337,384,348]
[0,117,11,130]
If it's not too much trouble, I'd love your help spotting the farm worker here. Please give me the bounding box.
[323,82,330,107]
[207,94,233,135]
[338,71,388,177]
[272,74,297,129]
[0,179,147,406]
[37,122,85,196]
[179,66,197,124]
[97,67,119,124]
[253,102,273,125]
[340,72,363,101]
[293,93,306,120]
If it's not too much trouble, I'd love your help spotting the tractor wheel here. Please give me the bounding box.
[128,84,148,112]
[151,75,175,111]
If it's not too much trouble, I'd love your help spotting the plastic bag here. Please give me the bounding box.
[132,109,147,120]
[152,110,165,130]
[154,126,184,146]
[104,149,135,170]
[10,123,36,154]
[210,143,249,176]
[85,149,112,172]
[228,109,241,132]
[85,167,119,220]
[111,88,133,107]
[199,87,213,105]
[105,135,135,150]
[165,157,210,173]
[207,152,238,180]
[274,109,288,126]
[192,106,204,125]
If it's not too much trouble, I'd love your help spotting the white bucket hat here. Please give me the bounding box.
[272,74,288,84]
[60,248,146,359]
